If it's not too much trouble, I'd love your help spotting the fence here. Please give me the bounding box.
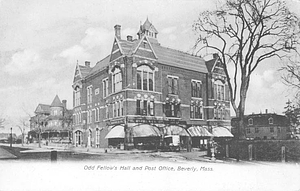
[228,140,300,162]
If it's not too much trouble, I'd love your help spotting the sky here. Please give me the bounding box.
[0,0,300,134]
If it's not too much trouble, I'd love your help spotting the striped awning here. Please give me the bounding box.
[132,124,160,137]
[212,126,234,137]
[105,125,125,139]
[187,126,213,137]
[165,125,189,136]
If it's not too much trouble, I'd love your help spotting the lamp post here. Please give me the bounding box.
[10,127,12,148]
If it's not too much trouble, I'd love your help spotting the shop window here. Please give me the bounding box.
[168,76,178,94]
[191,80,202,98]
[137,65,154,91]
[112,67,122,93]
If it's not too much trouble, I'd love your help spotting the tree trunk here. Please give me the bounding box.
[21,132,24,146]
[38,130,41,148]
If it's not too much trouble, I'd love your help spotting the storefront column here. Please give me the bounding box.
[187,135,192,152]
[124,125,134,150]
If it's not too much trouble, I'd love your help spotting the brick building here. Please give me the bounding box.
[72,19,232,150]
[231,110,289,140]
[29,95,73,143]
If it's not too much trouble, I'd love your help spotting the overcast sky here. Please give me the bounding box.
[1,0,299,134]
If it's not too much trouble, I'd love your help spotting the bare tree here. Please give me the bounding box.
[17,117,30,146]
[280,57,300,102]
[193,0,300,140]
[22,108,47,148]
[0,117,5,129]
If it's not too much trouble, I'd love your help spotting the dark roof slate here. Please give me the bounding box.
[205,58,217,73]
[90,55,110,74]
[151,43,207,73]
[79,65,92,78]
[35,104,51,114]
[51,95,63,107]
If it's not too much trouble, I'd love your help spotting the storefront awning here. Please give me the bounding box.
[187,126,213,137]
[105,125,125,139]
[212,126,234,137]
[132,124,160,137]
[165,125,189,136]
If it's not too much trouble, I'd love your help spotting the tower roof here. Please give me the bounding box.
[138,18,158,35]
[51,95,63,107]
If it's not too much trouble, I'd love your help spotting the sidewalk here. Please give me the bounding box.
[1,142,156,155]
[0,146,17,159]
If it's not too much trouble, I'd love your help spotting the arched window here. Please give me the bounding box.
[112,67,122,93]
[248,118,253,125]
[214,80,225,101]
[137,65,154,91]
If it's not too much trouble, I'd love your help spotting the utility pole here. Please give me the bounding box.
[10,127,12,148]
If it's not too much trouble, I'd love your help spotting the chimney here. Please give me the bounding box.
[114,25,121,39]
[62,100,67,109]
[213,53,219,59]
[85,61,90,67]
[266,109,268,114]
[127,35,133,41]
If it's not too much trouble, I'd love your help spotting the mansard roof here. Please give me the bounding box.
[51,95,63,107]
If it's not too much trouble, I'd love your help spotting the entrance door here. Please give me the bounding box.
[96,128,100,148]
[88,129,92,147]
[75,131,82,146]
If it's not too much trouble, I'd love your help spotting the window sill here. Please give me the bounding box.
[165,117,181,119]
[168,93,178,96]
[190,119,204,121]
[191,97,203,100]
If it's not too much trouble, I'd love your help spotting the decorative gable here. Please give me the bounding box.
[35,105,43,113]
[73,64,82,83]
[110,38,123,62]
[212,59,226,76]
[134,36,157,60]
